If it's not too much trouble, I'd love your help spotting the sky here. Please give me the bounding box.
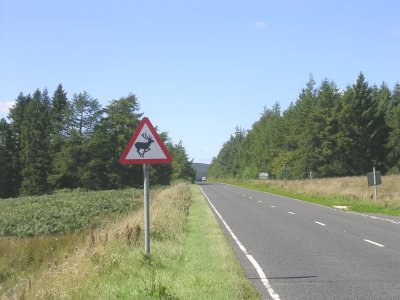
[1,0,400,164]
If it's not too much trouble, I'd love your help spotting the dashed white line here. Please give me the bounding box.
[288,211,295,215]
[364,239,384,247]
[199,186,280,299]
[315,221,326,226]
[270,205,275,208]
[258,200,262,203]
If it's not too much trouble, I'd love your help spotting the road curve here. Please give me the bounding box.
[199,182,400,300]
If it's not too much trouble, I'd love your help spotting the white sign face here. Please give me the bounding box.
[119,117,172,165]
[125,123,167,160]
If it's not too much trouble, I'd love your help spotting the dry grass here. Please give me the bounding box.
[1,182,192,299]
[260,174,400,206]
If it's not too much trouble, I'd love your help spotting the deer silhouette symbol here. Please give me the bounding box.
[135,132,154,157]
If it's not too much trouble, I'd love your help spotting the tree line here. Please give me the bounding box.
[0,84,195,198]
[208,73,400,180]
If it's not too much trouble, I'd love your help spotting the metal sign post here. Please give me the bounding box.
[373,167,377,203]
[120,117,172,255]
[367,167,382,203]
[143,164,150,254]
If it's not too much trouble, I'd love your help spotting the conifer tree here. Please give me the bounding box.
[20,89,52,195]
[93,94,143,188]
[386,104,400,172]
[70,91,102,139]
[0,119,17,198]
[51,84,69,136]
[309,80,341,176]
[8,93,32,193]
[169,141,195,181]
[284,75,316,178]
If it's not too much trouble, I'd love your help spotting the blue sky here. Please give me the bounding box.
[1,0,399,164]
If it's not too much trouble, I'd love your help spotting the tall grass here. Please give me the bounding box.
[3,183,259,299]
[0,188,142,298]
[224,175,400,215]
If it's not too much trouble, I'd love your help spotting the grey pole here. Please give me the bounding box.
[143,164,150,255]
[373,167,377,203]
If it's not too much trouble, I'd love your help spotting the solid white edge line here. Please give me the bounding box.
[363,239,384,247]
[198,185,280,300]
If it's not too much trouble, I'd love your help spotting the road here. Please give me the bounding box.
[198,182,400,300]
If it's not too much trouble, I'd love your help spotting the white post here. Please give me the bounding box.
[143,164,150,255]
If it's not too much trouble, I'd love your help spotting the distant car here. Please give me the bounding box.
[201,177,206,182]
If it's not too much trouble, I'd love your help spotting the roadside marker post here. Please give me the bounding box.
[120,117,172,255]
[367,167,382,203]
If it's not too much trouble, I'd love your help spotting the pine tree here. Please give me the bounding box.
[0,119,17,198]
[8,93,33,193]
[386,105,400,172]
[96,94,143,189]
[48,84,70,188]
[283,75,316,178]
[390,83,400,108]
[51,84,69,136]
[208,127,245,178]
[337,73,385,175]
[51,129,87,189]
[169,141,195,181]
[70,91,102,139]
[309,79,342,176]
[20,89,52,195]
[386,83,400,172]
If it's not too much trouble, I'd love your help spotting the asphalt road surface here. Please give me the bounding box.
[198,182,400,300]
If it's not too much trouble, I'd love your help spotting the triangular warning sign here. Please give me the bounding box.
[119,117,172,164]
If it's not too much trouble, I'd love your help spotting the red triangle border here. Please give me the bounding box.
[119,117,173,164]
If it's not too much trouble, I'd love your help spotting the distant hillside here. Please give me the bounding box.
[192,163,209,178]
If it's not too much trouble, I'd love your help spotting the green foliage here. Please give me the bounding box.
[4,86,193,196]
[70,91,103,138]
[169,141,196,182]
[0,119,17,198]
[386,105,400,171]
[208,127,246,178]
[210,73,400,179]
[20,89,52,195]
[0,188,141,237]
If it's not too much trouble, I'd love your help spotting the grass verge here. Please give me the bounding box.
[166,185,260,299]
[222,179,400,216]
[7,183,259,299]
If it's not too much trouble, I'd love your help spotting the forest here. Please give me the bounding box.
[0,85,195,198]
[208,73,400,180]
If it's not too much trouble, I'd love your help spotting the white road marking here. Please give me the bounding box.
[348,211,400,225]
[249,196,252,199]
[258,200,262,203]
[270,205,275,208]
[364,239,384,247]
[199,186,280,300]
[315,221,326,226]
[288,211,295,215]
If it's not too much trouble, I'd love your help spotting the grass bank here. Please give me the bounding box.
[220,175,400,216]
[3,183,259,299]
